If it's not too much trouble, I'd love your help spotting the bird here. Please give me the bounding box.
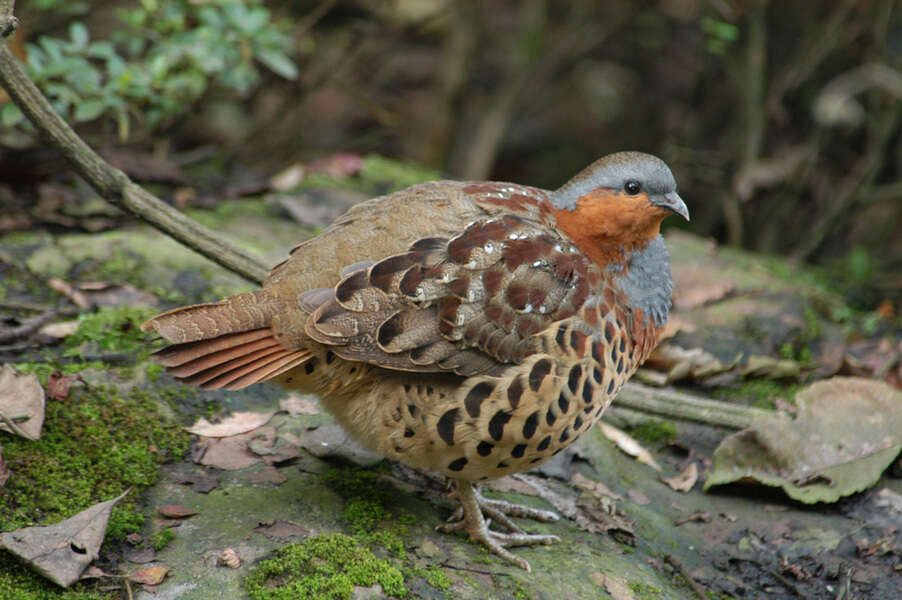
[142,151,688,571]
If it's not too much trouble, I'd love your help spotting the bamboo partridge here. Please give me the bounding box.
[142,151,688,571]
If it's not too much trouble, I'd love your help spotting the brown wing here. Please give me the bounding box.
[303,214,593,376]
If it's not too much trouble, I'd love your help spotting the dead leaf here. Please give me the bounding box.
[571,472,622,501]
[156,504,198,519]
[279,393,319,416]
[597,421,661,471]
[218,547,241,568]
[254,519,310,540]
[128,565,169,585]
[197,426,276,470]
[0,363,45,440]
[0,490,128,587]
[47,277,90,309]
[187,410,275,438]
[38,321,80,339]
[246,465,288,486]
[706,377,902,503]
[46,371,79,402]
[645,344,736,381]
[661,463,698,493]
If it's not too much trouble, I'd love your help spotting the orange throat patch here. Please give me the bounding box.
[551,188,668,267]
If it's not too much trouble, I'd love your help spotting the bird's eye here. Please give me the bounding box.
[624,181,642,195]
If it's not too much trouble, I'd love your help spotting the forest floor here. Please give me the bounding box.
[0,161,900,600]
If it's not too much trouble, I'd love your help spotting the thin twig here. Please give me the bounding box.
[0,21,268,285]
[614,382,770,430]
[664,554,708,600]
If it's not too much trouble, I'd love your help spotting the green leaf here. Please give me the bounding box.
[255,48,297,80]
[0,103,24,128]
[705,377,902,503]
[74,99,105,122]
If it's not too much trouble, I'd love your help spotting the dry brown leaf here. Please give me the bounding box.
[38,321,80,339]
[571,472,622,501]
[197,426,276,470]
[218,547,241,568]
[0,448,9,488]
[187,410,275,438]
[626,489,651,505]
[279,393,319,416]
[128,566,169,586]
[254,520,310,540]
[743,355,801,379]
[156,504,198,519]
[661,463,698,493]
[674,281,735,310]
[46,371,79,402]
[597,421,661,471]
[47,277,91,308]
[486,476,539,496]
[0,491,128,587]
[0,363,45,441]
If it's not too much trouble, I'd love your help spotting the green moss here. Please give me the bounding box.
[65,306,161,361]
[629,420,677,445]
[423,566,452,591]
[145,362,164,381]
[0,379,189,539]
[185,199,274,230]
[0,553,114,600]
[151,528,176,551]
[244,534,407,600]
[343,497,386,534]
[628,581,663,598]
[718,380,803,410]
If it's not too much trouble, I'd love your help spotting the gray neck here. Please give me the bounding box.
[611,235,673,327]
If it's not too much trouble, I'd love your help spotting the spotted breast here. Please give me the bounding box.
[143,151,689,571]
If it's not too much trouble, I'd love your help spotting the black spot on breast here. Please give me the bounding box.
[285,377,293,383]
[592,341,604,364]
[604,321,616,344]
[511,444,526,458]
[616,358,624,374]
[546,409,557,426]
[552,448,563,456]
[496,461,510,469]
[555,327,567,350]
[448,457,468,472]
[523,411,539,439]
[537,436,551,451]
[437,408,460,446]
[573,415,584,430]
[404,428,415,437]
[407,403,418,417]
[607,380,615,394]
[403,383,411,393]
[582,383,593,405]
[611,344,619,365]
[620,337,626,353]
[349,367,356,374]
[567,365,582,394]
[305,360,317,375]
[477,441,494,456]
[488,410,512,441]
[558,394,570,414]
[528,359,553,392]
[507,378,524,409]
[559,428,570,443]
[325,350,336,365]
[530,457,542,464]
[464,381,494,418]
[593,366,603,384]
[426,385,434,395]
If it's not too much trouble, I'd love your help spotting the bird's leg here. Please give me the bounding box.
[436,480,560,571]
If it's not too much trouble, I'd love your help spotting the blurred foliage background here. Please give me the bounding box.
[1,0,900,311]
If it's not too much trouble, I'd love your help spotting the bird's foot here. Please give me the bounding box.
[436,480,560,572]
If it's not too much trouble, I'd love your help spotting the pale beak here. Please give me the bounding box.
[658,191,690,221]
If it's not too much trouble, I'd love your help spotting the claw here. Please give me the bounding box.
[437,479,560,571]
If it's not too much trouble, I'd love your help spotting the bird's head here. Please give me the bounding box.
[550,151,688,265]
